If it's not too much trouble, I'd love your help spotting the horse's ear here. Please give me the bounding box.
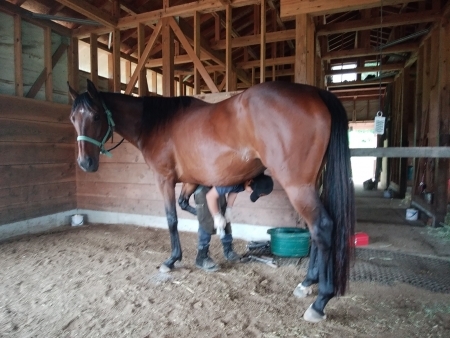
[67,82,78,101]
[86,79,99,100]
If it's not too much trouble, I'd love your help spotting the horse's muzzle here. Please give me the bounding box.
[78,156,98,172]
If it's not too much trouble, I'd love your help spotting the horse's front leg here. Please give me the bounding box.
[158,178,182,273]
[178,183,198,216]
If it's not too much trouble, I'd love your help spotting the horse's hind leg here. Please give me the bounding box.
[178,183,198,215]
[284,185,334,322]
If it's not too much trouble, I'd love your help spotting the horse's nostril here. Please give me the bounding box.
[87,157,93,168]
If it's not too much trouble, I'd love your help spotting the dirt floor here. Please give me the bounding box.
[1,191,450,337]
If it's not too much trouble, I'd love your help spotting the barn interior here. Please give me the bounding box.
[0,0,449,238]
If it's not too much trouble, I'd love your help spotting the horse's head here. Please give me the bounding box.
[68,79,113,172]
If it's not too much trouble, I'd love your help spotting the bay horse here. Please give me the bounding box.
[68,79,355,323]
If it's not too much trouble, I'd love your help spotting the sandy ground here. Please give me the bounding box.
[1,206,450,338]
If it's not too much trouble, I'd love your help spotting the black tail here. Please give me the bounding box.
[318,89,355,296]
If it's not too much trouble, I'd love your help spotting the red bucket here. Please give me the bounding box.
[352,232,369,247]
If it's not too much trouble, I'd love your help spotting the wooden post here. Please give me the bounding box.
[90,33,98,87]
[162,18,174,97]
[226,5,233,91]
[14,14,23,97]
[112,29,121,92]
[68,36,79,99]
[260,0,266,83]
[44,27,52,101]
[295,14,314,84]
[194,11,201,94]
[138,23,148,96]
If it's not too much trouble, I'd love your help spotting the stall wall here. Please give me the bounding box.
[0,95,76,225]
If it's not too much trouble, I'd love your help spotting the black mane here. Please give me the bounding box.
[142,96,196,131]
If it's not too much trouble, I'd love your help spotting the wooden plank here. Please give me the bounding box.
[260,0,266,83]
[112,29,121,92]
[162,18,174,97]
[280,0,423,17]
[0,143,74,165]
[238,56,295,69]
[68,37,79,96]
[325,63,403,76]
[0,163,76,188]
[14,14,23,97]
[0,181,76,208]
[0,95,71,123]
[226,5,233,90]
[0,195,76,226]
[350,147,450,158]
[76,163,155,184]
[44,27,52,101]
[0,119,75,144]
[194,11,201,95]
[90,33,98,87]
[137,23,147,96]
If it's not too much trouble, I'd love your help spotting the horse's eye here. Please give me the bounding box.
[94,114,100,121]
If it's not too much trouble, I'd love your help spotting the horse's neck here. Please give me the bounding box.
[101,93,143,148]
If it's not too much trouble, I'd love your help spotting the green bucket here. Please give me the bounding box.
[267,227,310,257]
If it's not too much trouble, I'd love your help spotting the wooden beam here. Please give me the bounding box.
[317,10,439,36]
[162,18,174,97]
[280,0,425,17]
[194,12,201,94]
[55,0,117,28]
[44,27,52,101]
[238,56,295,69]
[68,37,79,96]
[14,14,23,97]
[116,0,259,32]
[125,20,162,95]
[111,29,121,92]
[25,44,68,99]
[322,42,419,60]
[211,29,295,50]
[226,5,233,91]
[260,0,266,83]
[168,17,219,93]
[327,78,394,88]
[137,23,148,96]
[350,147,450,158]
[90,33,98,87]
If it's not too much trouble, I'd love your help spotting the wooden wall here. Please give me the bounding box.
[76,136,299,228]
[0,95,76,225]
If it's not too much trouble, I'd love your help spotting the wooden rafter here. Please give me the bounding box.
[55,0,117,28]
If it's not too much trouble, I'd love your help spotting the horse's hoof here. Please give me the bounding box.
[159,264,172,273]
[303,304,326,323]
[293,283,312,298]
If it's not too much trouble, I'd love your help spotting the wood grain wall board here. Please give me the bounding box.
[0,12,15,96]
[0,163,76,188]
[98,141,146,164]
[0,95,71,124]
[0,195,76,225]
[0,119,75,144]
[22,20,45,101]
[76,163,156,184]
[0,181,76,207]
[0,142,75,165]
[77,194,297,227]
